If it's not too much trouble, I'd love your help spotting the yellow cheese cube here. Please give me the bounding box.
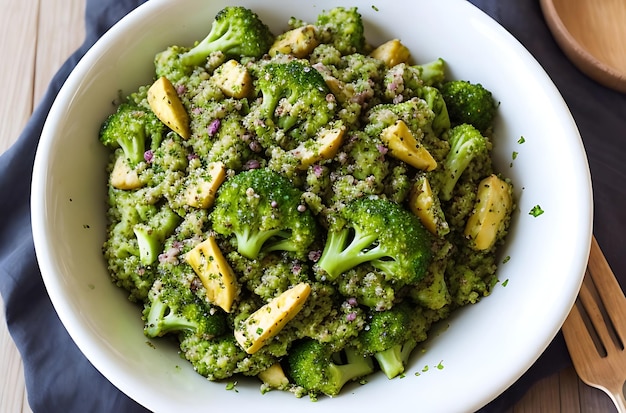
[464,174,514,250]
[212,59,253,99]
[184,161,226,209]
[380,120,437,171]
[258,363,290,390]
[291,126,346,170]
[147,76,190,139]
[234,283,311,354]
[269,25,319,58]
[370,39,411,67]
[410,177,435,234]
[110,156,142,190]
[185,235,239,313]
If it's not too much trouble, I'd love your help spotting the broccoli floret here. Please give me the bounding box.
[316,7,366,55]
[419,86,451,136]
[210,168,318,259]
[365,98,450,162]
[284,282,364,350]
[317,197,432,285]
[382,63,450,135]
[383,163,412,204]
[434,124,491,201]
[202,114,257,171]
[180,6,274,67]
[180,332,291,381]
[154,45,196,85]
[99,103,165,166]
[179,334,246,381]
[414,58,446,87]
[133,204,181,266]
[249,59,336,148]
[286,338,374,398]
[440,80,498,133]
[327,131,389,206]
[336,263,396,311]
[446,240,498,307]
[143,275,227,339]
[409,240,453,311]
[228,251,310,302]
[338,131,388,182]
[102,238,156,303]
[102,191,181,301]
[358,302,430,379]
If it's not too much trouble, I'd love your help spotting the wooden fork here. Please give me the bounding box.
[562,236,626,412]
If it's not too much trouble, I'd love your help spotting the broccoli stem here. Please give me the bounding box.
[327,347,374,394]
[440,140,479,201]
[133,206,181,265]
[145,299,197,338]
[318,227,386,280]
[438,124,489,201]
[373,346,404,379]
[415,58,445,86]
[180,26,235,67]
[235,227,284,259]
[373,338,417,379]
[117,128,146,165]
[263,230,299,254]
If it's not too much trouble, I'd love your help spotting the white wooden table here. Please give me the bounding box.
[0,0,617,411]
[0,1,85,411]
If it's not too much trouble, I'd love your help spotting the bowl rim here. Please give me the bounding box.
[31,0,594,411]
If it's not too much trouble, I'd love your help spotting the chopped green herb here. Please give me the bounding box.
[422,365,429,373]
[226,381,238,391]
[436,360,444,370]
[512,151,518,160]
[518,136,526,144]
[502,255,511,264]
[502,279,509,287]
[529,205,544,217]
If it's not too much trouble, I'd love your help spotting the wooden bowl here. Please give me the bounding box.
[540,0,626,93]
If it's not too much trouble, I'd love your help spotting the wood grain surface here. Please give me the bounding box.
[540,0,626,93]
[0,0,618,411]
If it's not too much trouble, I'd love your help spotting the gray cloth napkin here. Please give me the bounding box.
[1,0,624,411]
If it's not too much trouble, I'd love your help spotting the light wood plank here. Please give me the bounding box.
[0,296,31,413]
[559,367,582,413]
[0,0,40,411]
[514,373,562,412]
[0,0,39,153]
[0,0,85,412]
[34,0,86,104]
[578,379,619,412]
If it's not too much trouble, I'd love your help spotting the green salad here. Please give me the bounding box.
[99,5,515,400]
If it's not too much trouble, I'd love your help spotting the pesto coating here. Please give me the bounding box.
[99,5,515,399]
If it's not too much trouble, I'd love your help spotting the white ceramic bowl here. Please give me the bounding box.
[31,0,593,411]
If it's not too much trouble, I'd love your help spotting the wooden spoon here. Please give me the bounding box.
[540,0,626,93]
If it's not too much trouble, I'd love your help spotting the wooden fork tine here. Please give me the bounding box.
[562,236,626,412]
[563,286,601,356]
[586,237,626,342]
[577,271,620,354]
